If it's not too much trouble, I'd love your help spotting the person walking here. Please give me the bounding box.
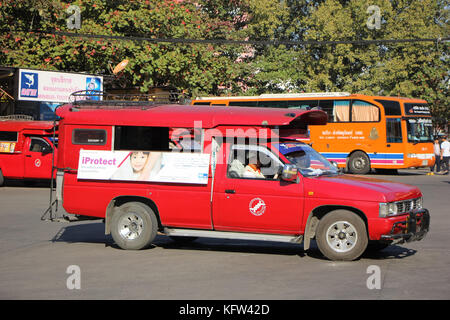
[440,135,450,175]
[431,137,441,173]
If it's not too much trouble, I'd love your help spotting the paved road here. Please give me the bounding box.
[0,169,449,300]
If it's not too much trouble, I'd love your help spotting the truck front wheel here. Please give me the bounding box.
[316,210,368,261]
[111,202,158,250]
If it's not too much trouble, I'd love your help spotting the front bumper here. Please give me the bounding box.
[380,209,430,244]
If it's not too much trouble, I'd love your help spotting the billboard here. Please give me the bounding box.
[18,69,103,103]
[77,150,210,184]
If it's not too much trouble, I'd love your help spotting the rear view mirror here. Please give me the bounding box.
[330,161,343,173]
[281,164,298,182]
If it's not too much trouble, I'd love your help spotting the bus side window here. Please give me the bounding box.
[351,100,380,122]
[229,101,259,107]
[318,100,350,122]
[386,118,402,143]
[375,99,401,116]
[257,101,287,108]
[285,100,319,110]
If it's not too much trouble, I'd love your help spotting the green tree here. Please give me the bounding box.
[0,0,238,96]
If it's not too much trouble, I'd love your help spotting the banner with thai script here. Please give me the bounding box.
[18,69,103,103]
[77,150,210,184]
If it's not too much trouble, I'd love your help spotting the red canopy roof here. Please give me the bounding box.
[0,120,55,133]
[55,104,327,128]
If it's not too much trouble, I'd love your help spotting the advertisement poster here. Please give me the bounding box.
[77,150,210,184]
[18,69,103,103]
[0,142,16,153]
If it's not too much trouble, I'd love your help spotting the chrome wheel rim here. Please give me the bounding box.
[118,212,144,240]
[326,221,358,253]
[353,157,366,170]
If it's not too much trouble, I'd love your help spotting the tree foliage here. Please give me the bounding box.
[0,0,448,124]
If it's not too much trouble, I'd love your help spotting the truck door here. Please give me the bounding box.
[212,142,304,234]
[24,136,54,179]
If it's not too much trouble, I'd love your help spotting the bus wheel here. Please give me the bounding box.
[348,151,370,174]
[111,202,158,250]
[316,210,368,261]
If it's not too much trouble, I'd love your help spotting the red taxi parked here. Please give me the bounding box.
[51,101,429,261]
[0,118,57,186]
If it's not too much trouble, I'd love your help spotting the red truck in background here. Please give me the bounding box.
[0,117,57,186]
[49,100,430,261]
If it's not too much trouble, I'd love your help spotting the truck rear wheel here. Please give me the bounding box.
[0,169,4,186]
[316,210,368,261]
[111,202,158,250]
[348,151,371,174]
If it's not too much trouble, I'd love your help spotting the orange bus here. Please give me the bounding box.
[191,93,435,174]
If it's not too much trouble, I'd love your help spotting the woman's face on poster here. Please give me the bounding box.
[130,152,148,173]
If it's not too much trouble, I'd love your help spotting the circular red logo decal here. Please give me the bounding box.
[35,159,41,167]
[249,198,266,216]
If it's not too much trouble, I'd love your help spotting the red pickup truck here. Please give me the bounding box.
[51,101,429,261]
[0,119,57,186]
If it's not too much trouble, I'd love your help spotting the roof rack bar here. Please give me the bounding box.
[68,90,187,109]
[0,114,34,121]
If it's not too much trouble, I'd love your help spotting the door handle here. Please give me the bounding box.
[386,144,391,147]
[25,155,32,157]
[225,189,235,194]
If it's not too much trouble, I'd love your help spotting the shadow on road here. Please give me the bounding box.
[51,222,417,261]
[51,222,113,245]
[2,179,52,188]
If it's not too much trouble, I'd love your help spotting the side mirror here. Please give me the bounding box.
[330,161,343,173]
[281,164,299,182]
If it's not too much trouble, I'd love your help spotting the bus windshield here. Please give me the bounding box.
[275,142,339,177]
[406,118,433,143]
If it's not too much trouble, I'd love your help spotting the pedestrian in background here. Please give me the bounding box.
[431,137,441,173]
[440,135,450,175]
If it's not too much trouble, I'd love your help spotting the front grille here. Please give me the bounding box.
[396,198,422,214]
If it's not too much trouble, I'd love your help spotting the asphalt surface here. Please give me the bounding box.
[0,169,449,300]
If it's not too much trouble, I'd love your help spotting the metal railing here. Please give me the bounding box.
[0,114,34,121]
[68,90,187,109]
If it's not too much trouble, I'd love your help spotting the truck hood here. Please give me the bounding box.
[303,174,422,203]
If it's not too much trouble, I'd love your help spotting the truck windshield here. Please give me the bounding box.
[275,142,339,177]
[406,118,433,143]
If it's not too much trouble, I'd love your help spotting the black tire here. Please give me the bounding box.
[169,236,198,243]
[316,210,368,261]
[111,202,158,250]
[0,169,4,186]
[348,151,371,174]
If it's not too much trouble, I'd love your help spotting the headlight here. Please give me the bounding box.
[379,202,398,217]
[416,197,423,209]
[407,153,417,158]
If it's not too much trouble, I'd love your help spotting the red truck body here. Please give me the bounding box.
[0,120,57,185]
[53,103,429,261]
